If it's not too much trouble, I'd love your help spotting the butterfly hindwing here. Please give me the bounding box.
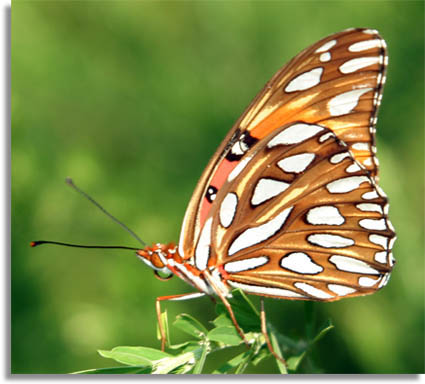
[201,122,394,301]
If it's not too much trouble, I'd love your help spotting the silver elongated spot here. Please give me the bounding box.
[369,234,388,249]
[330,152,350,164]
[358,276,380,287]
[374,251,387,264]
[315,39,337,53]
[294,282,333,299]
[339,57,380,74]
[277,153,315,173]
[267,123,323,147]
[220,193,238,228]
[308,233,354,248]
[228,154,253,182]
[228,280,306,299]
[327,284,356,296]
[228,206,293,256]
[328,88,373,116]
[251,178,290,206]
[348,39,382,52]
[194,217,212,271]
[306,206,345,225]
[224,256,269,273]
[329,255,380,274]
[359,218,387,231]
[326,176,370,193]
[285,67,323,93]
[356,203,383,213]
[280,252,323,274]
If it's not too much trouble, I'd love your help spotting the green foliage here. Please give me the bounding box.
[75,290,333,374]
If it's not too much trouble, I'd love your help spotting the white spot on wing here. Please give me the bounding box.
[346,163,361,173]
[359,218,387,230]
[362,190,379,200]
[348,39,382,52]
[306,206,345,225]
[369,234,388,249]
[328,88,373,116]
[356,203,383,214]
[308,234,354,248]
[339,57,380,74]
[251,178,290,206]
[285,67,323,93]
[280,252,323,274]
[319,132,334,143]
[320,52,331,62]
[224,256,269,273]
[228,154,253,182]
[294,282,333,299]
[220,193,238,228]
[228,207,293,256]
[228,280,306,299]
[330,152,350,164]
[277,153,315,173]
[327,284,356,296]
[194,217,212,271]
[315,39,337,53]
[358,276,380,287]
[352,142,370,151]
[326,176,370,193]
[267,123,323,147]
[374,251,387,264]
[329,255,380,274]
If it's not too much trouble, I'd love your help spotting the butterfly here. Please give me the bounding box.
[135,28,396,352]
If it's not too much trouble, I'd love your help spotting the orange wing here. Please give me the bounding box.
[178,28,388,266]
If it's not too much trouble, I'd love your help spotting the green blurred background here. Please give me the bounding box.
[12,0,424,374]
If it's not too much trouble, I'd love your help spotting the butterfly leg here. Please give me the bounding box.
[202,271,249,347]
[260,298,287,366]
[156,292,205,351]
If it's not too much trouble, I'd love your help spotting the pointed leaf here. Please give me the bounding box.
[287,350,306,372]
[207,326,242,346]
[270,332,287,374]
[173,313,208,339]
[312,319,334,345]
[72,365,152,374]
[152,351,196,374]
[98,346,170,366]
[212,351,251,374]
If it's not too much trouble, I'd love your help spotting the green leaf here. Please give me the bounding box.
[311,319,334,345]
[152,351,197,374]
[215,289,261,332]
[212,351,251,374]
[192,342,209,374]
[72,366,152,374]
[98,346,170,366]
[173,313,208,339]
[207,326,242,346]
[287,350,306,372]
[156,310,170,345]
[270,331,287,374]
[212,312,234,328]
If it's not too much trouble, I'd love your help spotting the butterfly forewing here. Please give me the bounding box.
[178,28,388,261]
[202,123,394,301]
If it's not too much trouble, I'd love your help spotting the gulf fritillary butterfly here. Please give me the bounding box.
[135,28,396,351]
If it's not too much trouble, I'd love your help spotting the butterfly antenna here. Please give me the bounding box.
[65,177,146,247]
[30,240,139,251]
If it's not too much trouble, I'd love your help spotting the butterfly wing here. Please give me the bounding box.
[178,28,388,262]
[200,123,395,301]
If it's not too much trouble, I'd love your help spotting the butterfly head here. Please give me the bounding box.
[136,243,178,279]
